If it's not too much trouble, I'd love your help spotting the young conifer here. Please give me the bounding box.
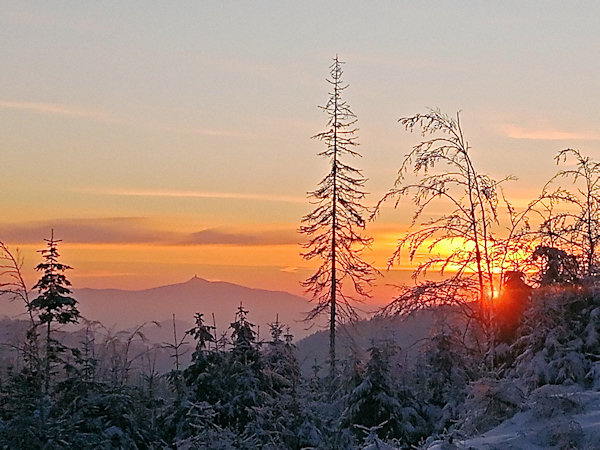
[29,230,79,392]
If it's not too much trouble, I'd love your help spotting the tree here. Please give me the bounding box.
[225,304,266,431]
[249,317,304,448]
[164,314,191,403]
[538,148,600,280]
[531,246,579,286]
[0,241,33,321]
[342,341,426,445]
[300,56,377,377]
[376,109,521,363]
[176,312,223,444]
[416,310,473,433]
[378,110,511,303]
[29,230,79,392]
[0,241,39,374]
[341,342,401,439]
[263,317,300,397]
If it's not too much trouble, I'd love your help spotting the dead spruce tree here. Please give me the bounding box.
[300,56,377,378]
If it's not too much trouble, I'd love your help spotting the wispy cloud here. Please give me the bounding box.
[96,188,306,204]
[501,124,600,141]
[0,100,244,137]
[0,218,172,245]
[0,219,297,247]
[0,100,108,119]
[182,228,298,246]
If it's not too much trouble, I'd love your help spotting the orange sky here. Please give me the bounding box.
[2,3,600,305]
[6,220,411,301]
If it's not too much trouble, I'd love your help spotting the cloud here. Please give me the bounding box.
[0,100,241,137]
[93,188,306,204]
[182,228,298,246]
[0,100,108,119]
[0,218,171,245]
[0,219,298,247]
[501,124,600,141]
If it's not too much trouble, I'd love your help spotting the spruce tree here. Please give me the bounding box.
[342,342,403,441]
[29,230,79,393]
[300,56,377,378]
[226,304,265,431]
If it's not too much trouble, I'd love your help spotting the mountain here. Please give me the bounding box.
[1,276,436,366]
[72,276,314,340]
[296,311,436,376]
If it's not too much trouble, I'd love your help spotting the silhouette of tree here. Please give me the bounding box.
[539,149,600,280]
[0,241,39,373]
[494,271,532,343]
[187,312,215,353]
[378,110,512,302]
[29,230,79,392]
[531,246,579,286]
[300,56,377,377]
[376,109,521,365]
[0,241,32,318]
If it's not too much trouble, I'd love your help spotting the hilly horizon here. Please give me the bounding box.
[1,274,413,341]
[71,275,318,340]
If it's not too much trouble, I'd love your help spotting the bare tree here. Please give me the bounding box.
[538,148,600,280]
[375,110,522,363]
[163,314,191,402]
[0,241,40,372]
[0,241,33,322]
[378,110,512,301]
[300,56,377,377]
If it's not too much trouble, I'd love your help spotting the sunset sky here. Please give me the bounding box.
[2,2,600,300]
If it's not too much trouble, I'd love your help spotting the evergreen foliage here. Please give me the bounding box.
[30,231,79,327]
[1,263,600,448]
[342,341,425,443]
[415,314,474,435]
[510,285,600,388]
[29,231,79,394]
[3,100,600,449]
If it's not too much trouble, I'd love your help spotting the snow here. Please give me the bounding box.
[428,387,600,449]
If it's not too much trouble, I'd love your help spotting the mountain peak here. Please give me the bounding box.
[187,275,208,284]
[72,276,311,339]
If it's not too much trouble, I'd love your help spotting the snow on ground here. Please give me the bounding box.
[428,386,600,450]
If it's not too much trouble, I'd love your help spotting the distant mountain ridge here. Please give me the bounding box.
[295,311,436,375]
[72,276,314,339]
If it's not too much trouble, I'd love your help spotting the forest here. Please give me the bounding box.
[1,58,600,449]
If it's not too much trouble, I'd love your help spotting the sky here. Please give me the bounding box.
[1,1,600,300]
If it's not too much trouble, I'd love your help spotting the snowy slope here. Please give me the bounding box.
[428,386,600,450]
